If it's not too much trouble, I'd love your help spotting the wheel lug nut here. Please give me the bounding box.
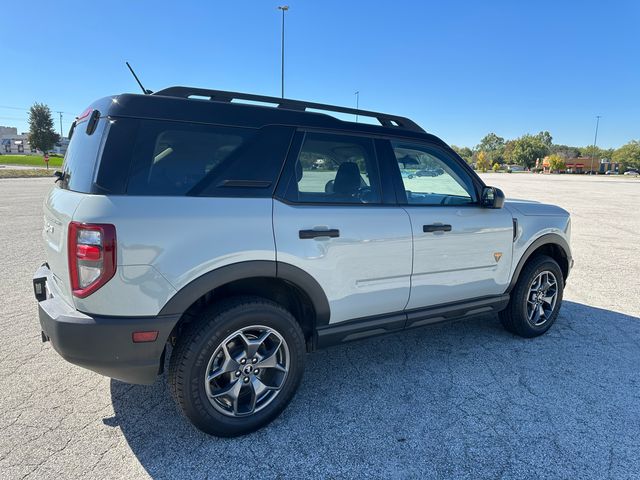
[240,358,246,364]
[254,369,259,375]
[252,358,258,364]
[235,371,241,377]
[243,377,249,383]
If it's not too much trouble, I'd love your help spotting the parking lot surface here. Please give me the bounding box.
[1,174,639,479]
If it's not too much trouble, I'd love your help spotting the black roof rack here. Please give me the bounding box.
[152,86,425,133]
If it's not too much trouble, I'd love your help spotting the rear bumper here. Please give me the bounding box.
[34,264,180,385]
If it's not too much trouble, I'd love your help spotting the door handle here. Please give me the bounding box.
[423,224,452,233]
[299,229,340,239]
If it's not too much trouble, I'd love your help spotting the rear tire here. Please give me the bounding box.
[168,296,306,437]
[500,255,564,338]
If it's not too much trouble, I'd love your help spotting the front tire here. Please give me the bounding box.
[500,255,564,338]
[168,296,306,437]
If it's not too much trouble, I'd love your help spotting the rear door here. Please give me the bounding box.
[272,131,413,325]
[382,139,514,309]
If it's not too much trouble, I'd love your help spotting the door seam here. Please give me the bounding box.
[401,206,414,312]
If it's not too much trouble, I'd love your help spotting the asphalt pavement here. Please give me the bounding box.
[0,174,638,479]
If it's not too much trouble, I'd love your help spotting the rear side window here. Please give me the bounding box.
[60,117,108,193]
[124,120,293,197]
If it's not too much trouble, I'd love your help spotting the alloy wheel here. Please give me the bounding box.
[525,270,558,327]
[204,325,289,417]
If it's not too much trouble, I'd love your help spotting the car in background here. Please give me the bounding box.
[400,170,415,179]
[624,170,639,177]
[416,168,444,177]
[605,171,619,175]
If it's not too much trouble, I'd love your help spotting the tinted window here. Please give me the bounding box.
[285,132,381,204]
[392,141,476,205]
[60,117,108,193]
[123,121,293,196]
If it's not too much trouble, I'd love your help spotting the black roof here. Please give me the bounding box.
[91,86,449,147]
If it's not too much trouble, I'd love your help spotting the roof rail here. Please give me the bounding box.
[152,86,425,133]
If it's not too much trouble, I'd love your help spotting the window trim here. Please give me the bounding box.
[381,139,482,207]
[274,129,393,207]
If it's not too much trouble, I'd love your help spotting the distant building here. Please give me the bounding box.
[598,158,620,174]
[0,126,35,154]
[541,156,619,174]
[0,126,18,136]
[0,125,68,155]
[52,137,70,155]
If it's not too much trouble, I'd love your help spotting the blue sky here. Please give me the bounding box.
[1,0,638,148]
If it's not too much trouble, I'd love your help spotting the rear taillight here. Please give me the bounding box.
[68,222,116,298]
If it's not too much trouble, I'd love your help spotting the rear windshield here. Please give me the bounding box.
[60,117,108,193]
[96,118,294,197]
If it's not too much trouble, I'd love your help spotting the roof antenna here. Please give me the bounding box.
[125,62,153,94]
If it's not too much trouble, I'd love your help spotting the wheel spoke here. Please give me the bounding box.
[255,337,286,373]
[238,331,271,358]
[541,295,555,306]
[530,303,541,324]
[207,344,240,382]
[209,377,243,413]
[248,376,277,414]
[533,275,542,290]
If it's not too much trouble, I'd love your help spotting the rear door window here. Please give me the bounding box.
[124,121,293,197]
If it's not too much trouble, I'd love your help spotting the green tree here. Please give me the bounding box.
[28,103,59,154]
[547,154,566,172]
[476,133,505,164]
[579,145,614,161]
[550,144,580,159]
[476,151,490,172]
[492,162,500,172]
[451,145,473,164]
[535,131,553,148]
[612,140,640,170]
[504,134,550,169]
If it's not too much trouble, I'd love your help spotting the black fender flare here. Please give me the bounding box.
[506,233,572,293]
[158,260,331,325]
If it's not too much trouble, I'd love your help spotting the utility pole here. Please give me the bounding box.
[354,91,359,123]
[277,6,289,98]
[590,115,601,174]
[57,111,63,138]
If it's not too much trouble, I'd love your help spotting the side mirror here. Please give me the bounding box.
[481,186,505,209]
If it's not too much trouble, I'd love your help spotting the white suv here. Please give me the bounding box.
[33,87,572,436]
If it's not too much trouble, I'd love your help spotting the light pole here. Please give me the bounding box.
[354,91,359,123]
[57,111,63,138]
[590,115,601,174]
[277,6,289,98]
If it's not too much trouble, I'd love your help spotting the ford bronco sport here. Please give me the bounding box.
[34,87,572,436]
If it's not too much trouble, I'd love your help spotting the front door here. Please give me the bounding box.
[387,140,514,309]
[273,131,413,324]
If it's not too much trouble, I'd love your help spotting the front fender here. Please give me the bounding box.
[506,231,572,293]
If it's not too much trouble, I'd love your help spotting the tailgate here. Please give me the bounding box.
[42,187,86,305]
